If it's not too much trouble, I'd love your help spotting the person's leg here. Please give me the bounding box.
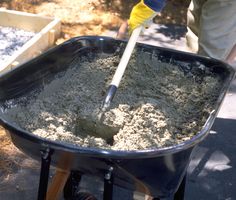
[226,44,236,68]
[117,20,129,39]
[198,0,236,63]
[186,0,206,53]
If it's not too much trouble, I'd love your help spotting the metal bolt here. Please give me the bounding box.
[105,166,113,180]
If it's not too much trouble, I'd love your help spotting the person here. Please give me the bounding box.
[117,0,236,68]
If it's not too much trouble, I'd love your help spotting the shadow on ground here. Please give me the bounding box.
[154,24,187,40]
[186,117,236,200]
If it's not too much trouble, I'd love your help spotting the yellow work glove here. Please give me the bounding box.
[128,0,166,34]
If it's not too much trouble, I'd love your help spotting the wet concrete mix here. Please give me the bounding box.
[6,51,223,151]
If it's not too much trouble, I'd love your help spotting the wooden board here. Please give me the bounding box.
[0,8,61,74]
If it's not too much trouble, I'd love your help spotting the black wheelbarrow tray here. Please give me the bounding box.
[0,36,234,200]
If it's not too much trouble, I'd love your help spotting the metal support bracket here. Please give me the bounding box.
[37,148,53,200]
[103,166,114,200]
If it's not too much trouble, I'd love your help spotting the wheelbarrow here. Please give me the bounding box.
[0,36,234,200]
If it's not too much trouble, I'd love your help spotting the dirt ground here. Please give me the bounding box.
[0,0,190,179]
[0,0,190,42]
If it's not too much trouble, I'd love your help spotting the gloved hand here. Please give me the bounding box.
[128,0,166,34]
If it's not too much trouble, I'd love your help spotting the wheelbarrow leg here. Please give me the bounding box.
[174,173,187,200]
[37,148,52,200]
[103,167,114,200]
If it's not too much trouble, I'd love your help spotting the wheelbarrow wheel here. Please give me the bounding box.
[72,192,97,200]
